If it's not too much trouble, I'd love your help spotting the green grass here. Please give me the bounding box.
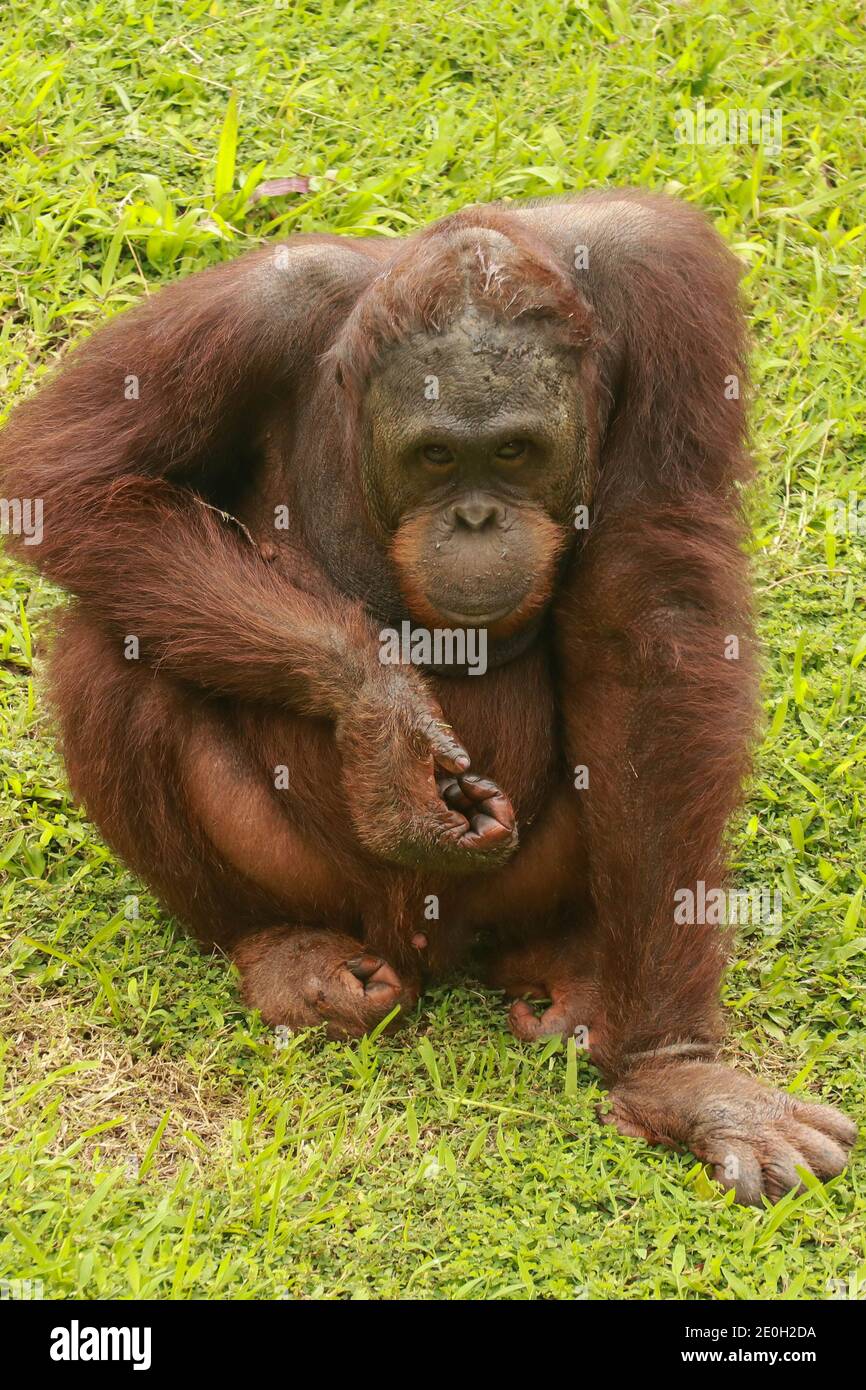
[1,0,865,1300]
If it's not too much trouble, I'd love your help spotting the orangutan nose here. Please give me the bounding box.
[448,496,505,531]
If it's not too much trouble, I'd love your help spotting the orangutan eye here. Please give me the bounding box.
[422,444,455,468]
[496,440,527,461]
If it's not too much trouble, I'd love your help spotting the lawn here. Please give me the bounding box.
[1,0,864,1300]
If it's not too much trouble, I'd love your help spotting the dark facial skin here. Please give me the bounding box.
[361,311,591,633]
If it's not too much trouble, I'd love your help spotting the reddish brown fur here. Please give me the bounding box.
[0,191,855,1202]
[0,192,755,1038]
